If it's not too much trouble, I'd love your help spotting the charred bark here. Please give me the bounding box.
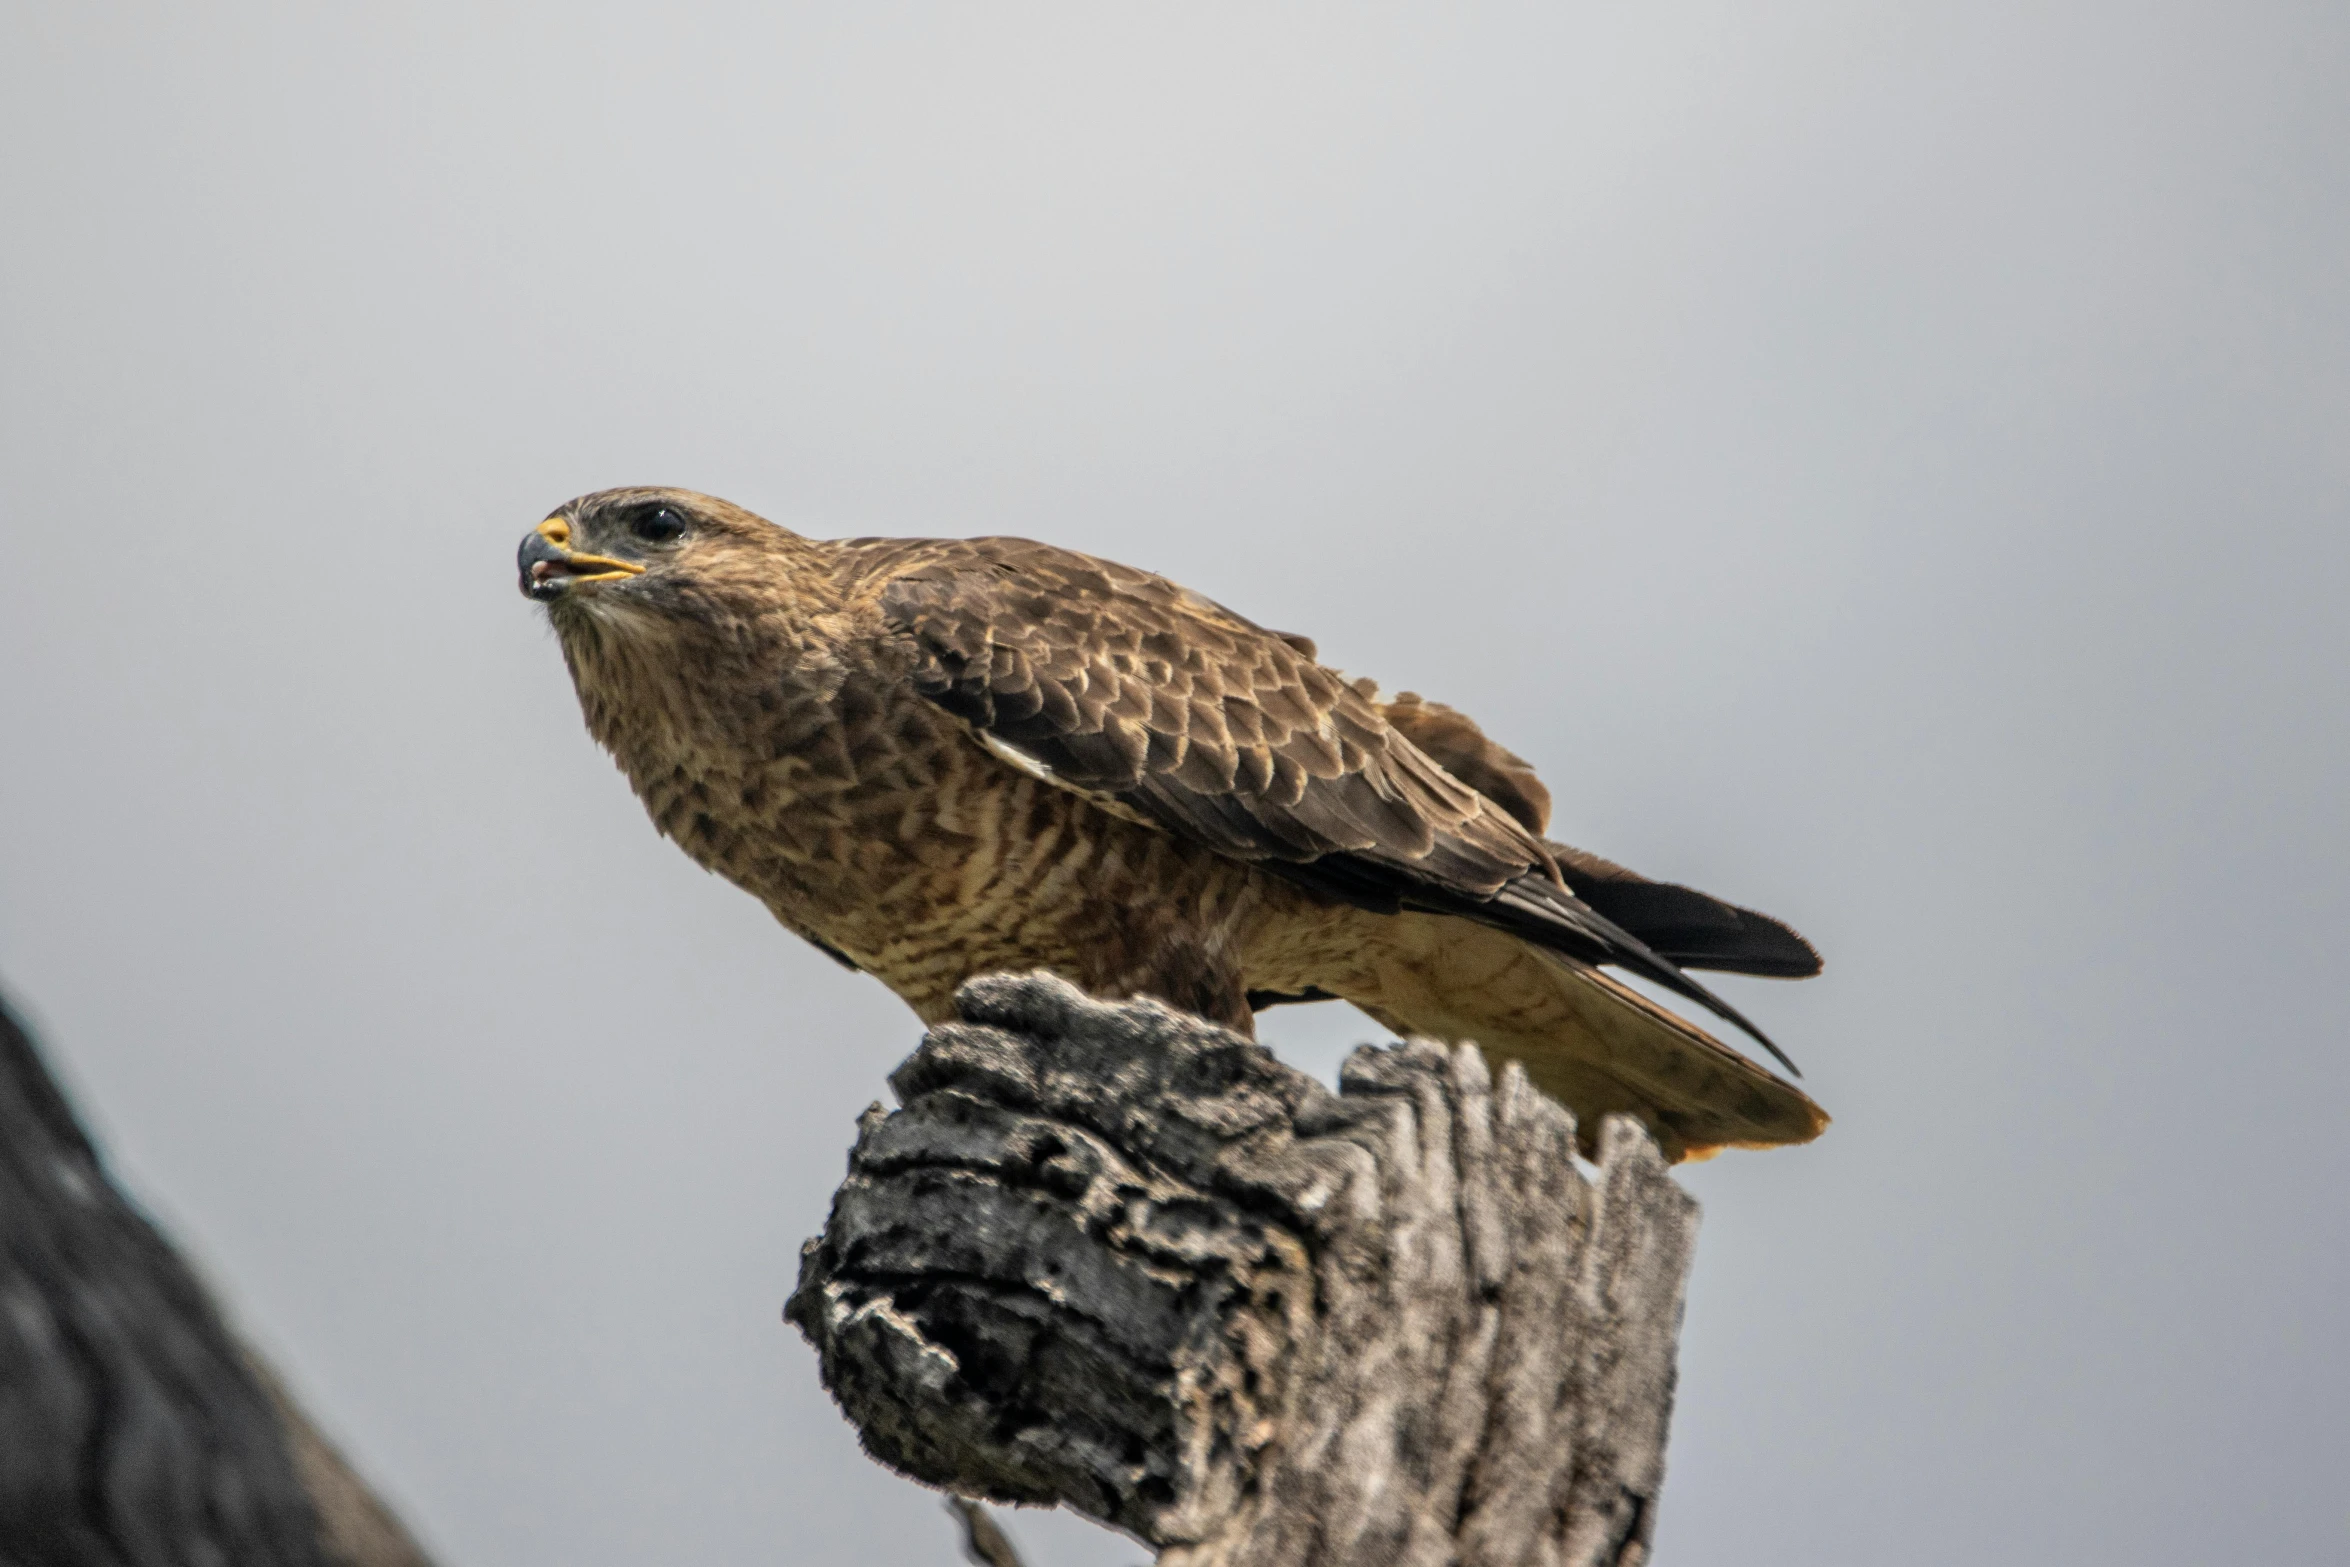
[790,973,1700,1567]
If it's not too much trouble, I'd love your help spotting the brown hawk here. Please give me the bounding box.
[519,487,1828,1160]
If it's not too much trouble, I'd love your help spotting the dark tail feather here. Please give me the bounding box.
[1593,922,1808,1079]
[1569,877,1822,978]
[1487,875,1807,1079]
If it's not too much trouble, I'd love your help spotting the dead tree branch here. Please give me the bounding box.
[946,1496,1031,1567]
[790,973,1700,1567]
[0,990,435,1567]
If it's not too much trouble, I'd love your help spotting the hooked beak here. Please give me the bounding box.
[518,517,645,601]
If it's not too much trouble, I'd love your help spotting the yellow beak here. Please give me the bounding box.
[520,517,645,599]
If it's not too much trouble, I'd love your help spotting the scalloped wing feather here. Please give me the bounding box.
[862,537,1807,1073]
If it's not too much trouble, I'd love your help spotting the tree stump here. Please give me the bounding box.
[789,973,1701,1567]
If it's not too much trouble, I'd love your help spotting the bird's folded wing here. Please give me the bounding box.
[864,537,1801,1071]
[1375,691,1823,979]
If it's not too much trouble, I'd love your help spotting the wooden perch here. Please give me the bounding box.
[790,973,1701,1567]
[0,992,434,1567]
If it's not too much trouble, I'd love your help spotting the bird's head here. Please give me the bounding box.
[518,487,804,629]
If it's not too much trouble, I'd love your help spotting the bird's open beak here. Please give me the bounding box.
[518,517,645,601]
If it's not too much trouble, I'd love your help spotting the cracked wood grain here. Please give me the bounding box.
[790,972,1700,1567]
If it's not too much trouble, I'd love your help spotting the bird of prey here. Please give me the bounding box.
[519,488,1828,1160]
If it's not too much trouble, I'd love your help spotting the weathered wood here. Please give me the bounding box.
[790,973,1701,1567]
[0,992,435,1567]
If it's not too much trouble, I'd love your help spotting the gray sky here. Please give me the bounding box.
[3,4,2345,1563]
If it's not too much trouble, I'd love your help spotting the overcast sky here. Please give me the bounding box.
[4,5,2345,1563]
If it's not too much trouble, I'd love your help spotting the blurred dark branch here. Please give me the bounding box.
[946,1496,1030,1567]
[0,989,435,1567]
[791,973,1700,1567]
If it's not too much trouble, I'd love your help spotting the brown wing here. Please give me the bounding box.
[866,537,1802,1074]
[1376,689,1555,835]
[1377,692,1823,980]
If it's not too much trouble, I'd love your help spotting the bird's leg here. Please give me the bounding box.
[1107,937,1256,1038]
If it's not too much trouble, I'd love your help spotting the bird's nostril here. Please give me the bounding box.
[536,517,571,547]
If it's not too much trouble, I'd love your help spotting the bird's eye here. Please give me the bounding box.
[630,505,688,544]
